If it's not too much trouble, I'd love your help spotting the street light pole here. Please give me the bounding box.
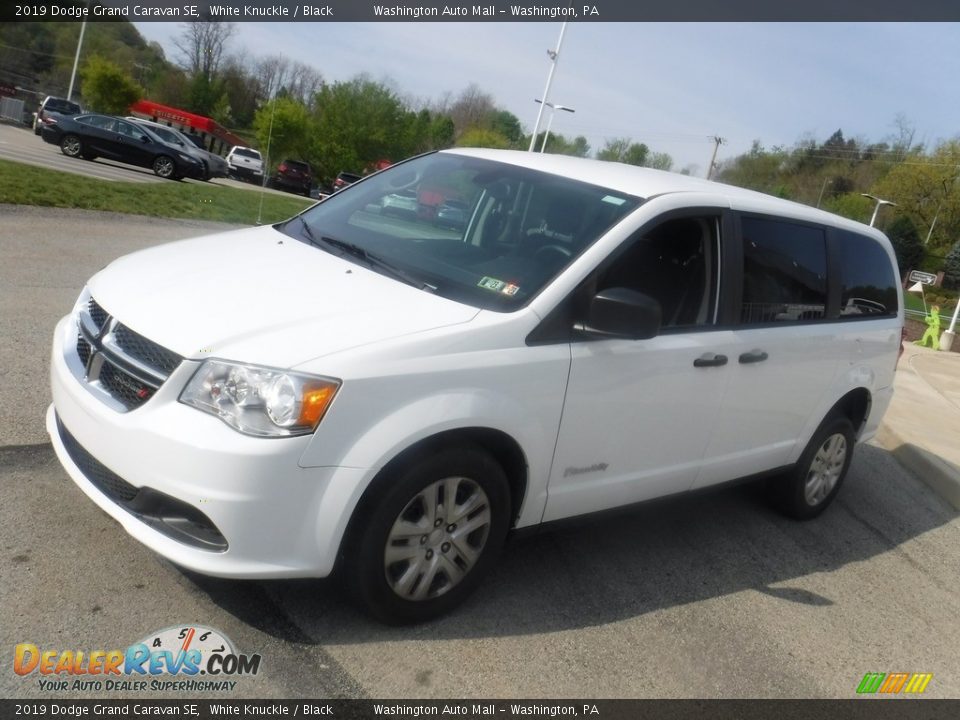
[816,178,832,208]
[67,20,87,102]
[861,193,897,227]
[528,22,568,152]
[535,99,575,153]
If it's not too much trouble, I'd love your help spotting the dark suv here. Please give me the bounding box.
[271,159,313,196]
[33,96,81,136]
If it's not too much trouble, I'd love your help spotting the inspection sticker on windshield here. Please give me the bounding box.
[478,277,520,296]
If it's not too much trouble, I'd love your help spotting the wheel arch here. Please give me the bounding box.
[336,426,528,571]
[830,387,872,439]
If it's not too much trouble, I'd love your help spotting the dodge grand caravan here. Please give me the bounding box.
[47,149,903,623]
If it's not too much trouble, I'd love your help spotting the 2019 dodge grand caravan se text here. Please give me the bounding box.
[47,149,903,623]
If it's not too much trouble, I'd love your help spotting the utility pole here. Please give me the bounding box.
[706,136,725,180]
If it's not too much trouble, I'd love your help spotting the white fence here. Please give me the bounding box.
[0,96,26,124]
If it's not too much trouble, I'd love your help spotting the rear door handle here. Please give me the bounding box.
[739,350,769,364]
[693,353,728,368]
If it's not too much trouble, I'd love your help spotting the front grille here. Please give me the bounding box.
[99,360,152,410]
[76,335,91,367]
[56,416,227,552]
[114,324,182,376]
[88,298,108,330]
[74,295,182,412]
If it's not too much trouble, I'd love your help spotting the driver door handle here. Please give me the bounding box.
[693,353,728,368]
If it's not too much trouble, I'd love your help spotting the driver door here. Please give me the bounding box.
[543,211,732,521]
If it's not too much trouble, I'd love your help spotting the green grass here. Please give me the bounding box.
[0,157,312,225]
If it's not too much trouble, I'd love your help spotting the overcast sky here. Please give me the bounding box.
[134,22,960,175]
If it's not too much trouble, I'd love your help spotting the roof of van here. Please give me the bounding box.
[442,148,880,236]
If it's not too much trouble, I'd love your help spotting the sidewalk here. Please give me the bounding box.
[875,342,960,510]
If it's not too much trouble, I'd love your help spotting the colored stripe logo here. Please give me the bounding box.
[857,672,933,694]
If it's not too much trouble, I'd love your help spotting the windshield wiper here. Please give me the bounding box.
[297,218,434,292]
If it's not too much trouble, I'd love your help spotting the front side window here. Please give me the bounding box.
[283,153,642,311]
[741,216,827,324]
[596,216,719,329]
[79,115,114,131]
[835,230,899,318]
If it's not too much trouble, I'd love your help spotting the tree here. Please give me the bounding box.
[173,20,235,83]
[944,241,960,290]
[886,216,924,274]
[79,56,142,115]
[311,77,419,177]
[597,137,649,166]
[871,141,960,255]
[448,84,496,138]
[457,128,511,149]
[253,97,314,171]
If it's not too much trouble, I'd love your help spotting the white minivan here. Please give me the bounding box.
[48,149,903,623]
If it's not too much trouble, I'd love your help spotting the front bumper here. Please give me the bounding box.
[47,314,363,579]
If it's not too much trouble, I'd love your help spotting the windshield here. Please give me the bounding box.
[281,153,642,311]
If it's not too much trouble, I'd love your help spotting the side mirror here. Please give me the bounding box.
[140,135,150,143]
[581,287,661,340]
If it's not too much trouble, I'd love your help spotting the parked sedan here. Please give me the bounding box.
[40,114,204,180]
[126,117,228,180]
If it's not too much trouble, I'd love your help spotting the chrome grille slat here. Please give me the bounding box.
[73,294,183,412]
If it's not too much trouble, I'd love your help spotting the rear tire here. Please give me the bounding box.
[769,415,855,520]
[60,134,82,158]
[347,445,511,624]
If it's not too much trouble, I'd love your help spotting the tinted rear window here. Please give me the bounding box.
[835,230,899,318]
[741,216,828,324]
[233,148,261,159]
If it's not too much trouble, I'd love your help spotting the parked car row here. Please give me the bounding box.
[32,106,347,196]
[39,113,206,180]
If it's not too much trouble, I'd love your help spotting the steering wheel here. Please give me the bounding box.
[534,244,573,262]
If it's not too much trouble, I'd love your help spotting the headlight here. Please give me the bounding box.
[180,360,340,437]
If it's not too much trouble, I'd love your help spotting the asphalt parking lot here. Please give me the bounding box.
[2,206,959,700]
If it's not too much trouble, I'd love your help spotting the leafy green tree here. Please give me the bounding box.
[457,128,511,149]
[872,140,960,256]
[489,110,523,146]
[647,152,674,171]
[79,56,142,115]
[310,77,418,177]
[598,138,649,166]
[823,193,873,224]
[886,216,924,274]
[253,97,314,171]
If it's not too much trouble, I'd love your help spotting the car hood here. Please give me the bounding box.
[87,225,480,368]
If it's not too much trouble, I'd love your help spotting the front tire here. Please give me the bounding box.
[152,155,176,179]
[769,415,855,519]
[60,134,82,158]
[348,445,511,624]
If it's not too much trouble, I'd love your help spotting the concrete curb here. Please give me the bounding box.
[875,423,960,511]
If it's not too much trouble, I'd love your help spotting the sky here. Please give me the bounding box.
[133,21,960,175]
